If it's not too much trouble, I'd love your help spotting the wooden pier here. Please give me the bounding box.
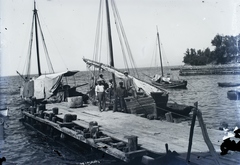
[21,102,240,165]
[179,65,240,76]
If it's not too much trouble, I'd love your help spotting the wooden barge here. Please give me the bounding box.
[20,101,240,165]
[179,65,240,76]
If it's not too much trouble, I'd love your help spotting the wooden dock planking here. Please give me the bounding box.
[46,102,240,165]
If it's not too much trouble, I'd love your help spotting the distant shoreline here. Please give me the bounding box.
[178,63,240,76]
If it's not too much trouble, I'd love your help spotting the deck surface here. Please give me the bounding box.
[46,102,240,165]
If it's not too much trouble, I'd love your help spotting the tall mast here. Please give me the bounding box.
[157,27,164,77]
[105,0,116,87]
[34,1,41,76]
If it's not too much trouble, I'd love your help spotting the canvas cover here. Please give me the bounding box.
[22,80,34,98]
[22,70,79,100]
[34,73,63,99]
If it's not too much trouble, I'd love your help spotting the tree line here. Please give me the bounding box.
[183,34,240,65]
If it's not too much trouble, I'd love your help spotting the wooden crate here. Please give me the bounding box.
[124,97,156,117]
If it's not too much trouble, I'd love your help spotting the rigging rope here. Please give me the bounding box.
[92,0,140,79]
[38,10,68,71]
[36,13,54,74]
[110,1,129,71]
[94,0,101,62]
[22,5,66,78]
[92,0,105,76]
[111,0,139,77]
[106,28,110,66]
[23,14,35,79]
[153,36,159,68]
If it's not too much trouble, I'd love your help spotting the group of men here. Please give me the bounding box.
[94,71,134,112]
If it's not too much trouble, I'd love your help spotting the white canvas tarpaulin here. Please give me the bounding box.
[21,70,79,100]
[22,81,34,98]
[34,74,63,99]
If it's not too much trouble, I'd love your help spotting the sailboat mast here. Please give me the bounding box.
[34,1,41,76]
[105,0,116,87]
[157,30,164,77]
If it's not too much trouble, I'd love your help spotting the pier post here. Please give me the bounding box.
[52,107,58,115]
[32,97,37,108]
[125,135,138,152]
[89,121,99,138]
[165,112,173,122]
[63,114,72,122]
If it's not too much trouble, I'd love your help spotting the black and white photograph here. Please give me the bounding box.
[1,0,240,164]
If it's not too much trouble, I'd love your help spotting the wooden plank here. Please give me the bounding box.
[127,103,155,109]
[96,142,128,162]
[125,149,147,159]
[129,103,156,114]
[94,137,112,143]
[43,110,53,115]
[56,121,75,128]
[125,97,154,106]
[45,103,239,165]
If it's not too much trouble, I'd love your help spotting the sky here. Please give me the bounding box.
[0,0,240,76]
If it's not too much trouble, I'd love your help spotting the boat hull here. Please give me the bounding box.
[227,90,240,100]
[150,92,169,117]
[165,103,193,117]
[151,80,187,89]
[218,82,240,87]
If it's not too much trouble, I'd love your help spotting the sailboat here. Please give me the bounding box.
[83,0,169,115]
[83,0,192,117]
[150,30,187,89]
[17,2,83,104]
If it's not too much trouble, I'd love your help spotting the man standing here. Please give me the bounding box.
[114,82,127,112]
[122,71,136,97]
[95,80,106,112]
[97,74,105,84]
[106,79,114,100]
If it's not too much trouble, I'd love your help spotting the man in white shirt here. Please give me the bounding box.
[95,80,106,111]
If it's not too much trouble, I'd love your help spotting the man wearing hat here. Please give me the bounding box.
[122,71,136,97]
[97,73,105,84]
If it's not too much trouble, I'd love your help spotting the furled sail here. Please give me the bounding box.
[83,58,168,96]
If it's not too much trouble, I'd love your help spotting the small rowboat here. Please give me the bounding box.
[218,82,240,87]
[227,90,240,100]
[0,107,9,117]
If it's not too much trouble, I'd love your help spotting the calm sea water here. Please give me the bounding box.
[1,67,240,164]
